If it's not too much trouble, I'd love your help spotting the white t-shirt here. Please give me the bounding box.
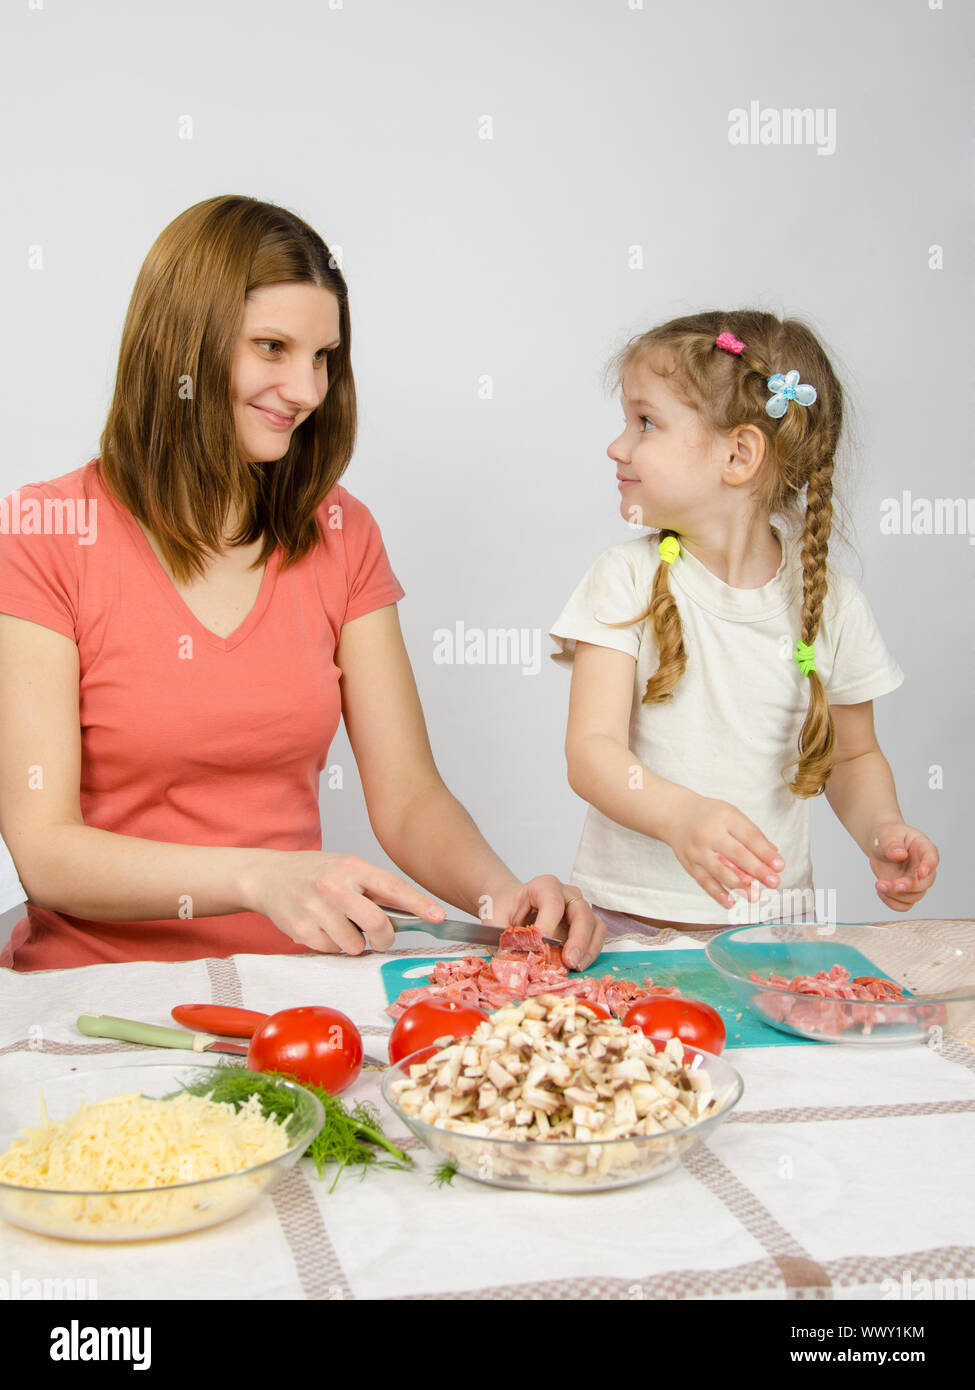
[549,529,905,923]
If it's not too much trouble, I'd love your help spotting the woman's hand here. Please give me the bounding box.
[868,822,940,911]
[485,875,606,971]
[240,850,446,954]
[664,791,785,910]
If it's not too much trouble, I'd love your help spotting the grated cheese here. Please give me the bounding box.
[0,1089,292,1237]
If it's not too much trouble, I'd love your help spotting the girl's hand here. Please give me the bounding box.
[664,791,786,911]
[490,876,606,971]
[241,850,446,954]
[868,823,940,911]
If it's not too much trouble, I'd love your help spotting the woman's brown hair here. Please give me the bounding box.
[603,309,845,798]
[97,195,354,580]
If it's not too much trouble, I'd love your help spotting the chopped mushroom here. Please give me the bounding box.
[388,995,735,1145]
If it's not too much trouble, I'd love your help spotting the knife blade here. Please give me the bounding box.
[379,908,568,950]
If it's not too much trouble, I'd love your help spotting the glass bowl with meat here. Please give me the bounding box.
[705,921,975,1045]
[381,995,743,1192]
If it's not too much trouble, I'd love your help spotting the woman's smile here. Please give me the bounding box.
[251,404,297,429]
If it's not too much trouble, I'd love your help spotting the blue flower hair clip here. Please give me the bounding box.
[765,369,817,419]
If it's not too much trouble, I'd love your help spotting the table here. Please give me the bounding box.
[2,923,974,1301]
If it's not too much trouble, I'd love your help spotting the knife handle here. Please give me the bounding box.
[77,1013,216,1052]
[171,1004,268,1037]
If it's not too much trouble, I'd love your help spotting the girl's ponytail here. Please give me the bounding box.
[786,455,837,796]
[597,528,687,703]
[641,529,688,704]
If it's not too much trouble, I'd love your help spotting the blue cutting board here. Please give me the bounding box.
[381,942,902,1050]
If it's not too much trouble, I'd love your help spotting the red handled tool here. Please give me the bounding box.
[171,1004,269,1037]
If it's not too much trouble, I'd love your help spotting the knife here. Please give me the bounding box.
[77,1013,248,1055]
[380,907,569,950]
[78,1012,386,1067]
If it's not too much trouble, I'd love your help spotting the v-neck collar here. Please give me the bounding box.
[97,467,280,653]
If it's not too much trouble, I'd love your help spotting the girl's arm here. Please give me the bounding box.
[825,700,939,910]
[565,642,686,843]
[565,641,784,907]
[335,604,603,967]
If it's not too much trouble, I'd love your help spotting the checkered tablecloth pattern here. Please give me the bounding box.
[2,923,973,1301]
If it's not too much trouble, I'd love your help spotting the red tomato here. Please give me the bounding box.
[389,999,489,1065]
[623,997,726,1054]
[247,1006,363,1094]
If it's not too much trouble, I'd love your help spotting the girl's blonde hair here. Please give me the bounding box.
[605,309,845,798]
[98,195,354,582]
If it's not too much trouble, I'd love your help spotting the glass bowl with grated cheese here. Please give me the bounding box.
[0,1062,324,1241]
[382,995,743,1192]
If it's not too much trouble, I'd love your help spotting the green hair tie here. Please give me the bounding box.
[658,535,680,565]
[794,640,817,677]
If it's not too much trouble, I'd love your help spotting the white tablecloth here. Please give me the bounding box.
[2,925,974,1301]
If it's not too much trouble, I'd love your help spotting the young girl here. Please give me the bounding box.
[550,310,940,936]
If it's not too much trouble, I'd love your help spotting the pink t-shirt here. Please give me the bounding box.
[0,459,405,971]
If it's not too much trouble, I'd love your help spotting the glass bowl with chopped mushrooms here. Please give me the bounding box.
[0,1062,324,1241]
[706,922,975,1045]
[381,994,743,1192]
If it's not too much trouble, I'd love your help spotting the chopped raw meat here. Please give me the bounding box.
[747,965,912,1036]
[747,965,905,1002]
[488,954,532,994]
[386,934,682,1022]
[498,926,546,954]
[431,957,483,984]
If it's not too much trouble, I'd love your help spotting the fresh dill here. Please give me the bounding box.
[432,1160,458,1187]
[174,1062,413,1192]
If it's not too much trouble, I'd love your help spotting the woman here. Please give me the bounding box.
[0,195,604,971]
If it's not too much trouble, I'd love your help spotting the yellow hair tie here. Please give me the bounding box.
[658,535,680,565]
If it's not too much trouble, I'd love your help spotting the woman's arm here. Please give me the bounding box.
[335,604,604,965]
[0,614,259,920]
[0,614,442,952]
[336,606,518,915]
[825,700,939,909]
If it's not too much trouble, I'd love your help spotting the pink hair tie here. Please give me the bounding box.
[715,331,745,355]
